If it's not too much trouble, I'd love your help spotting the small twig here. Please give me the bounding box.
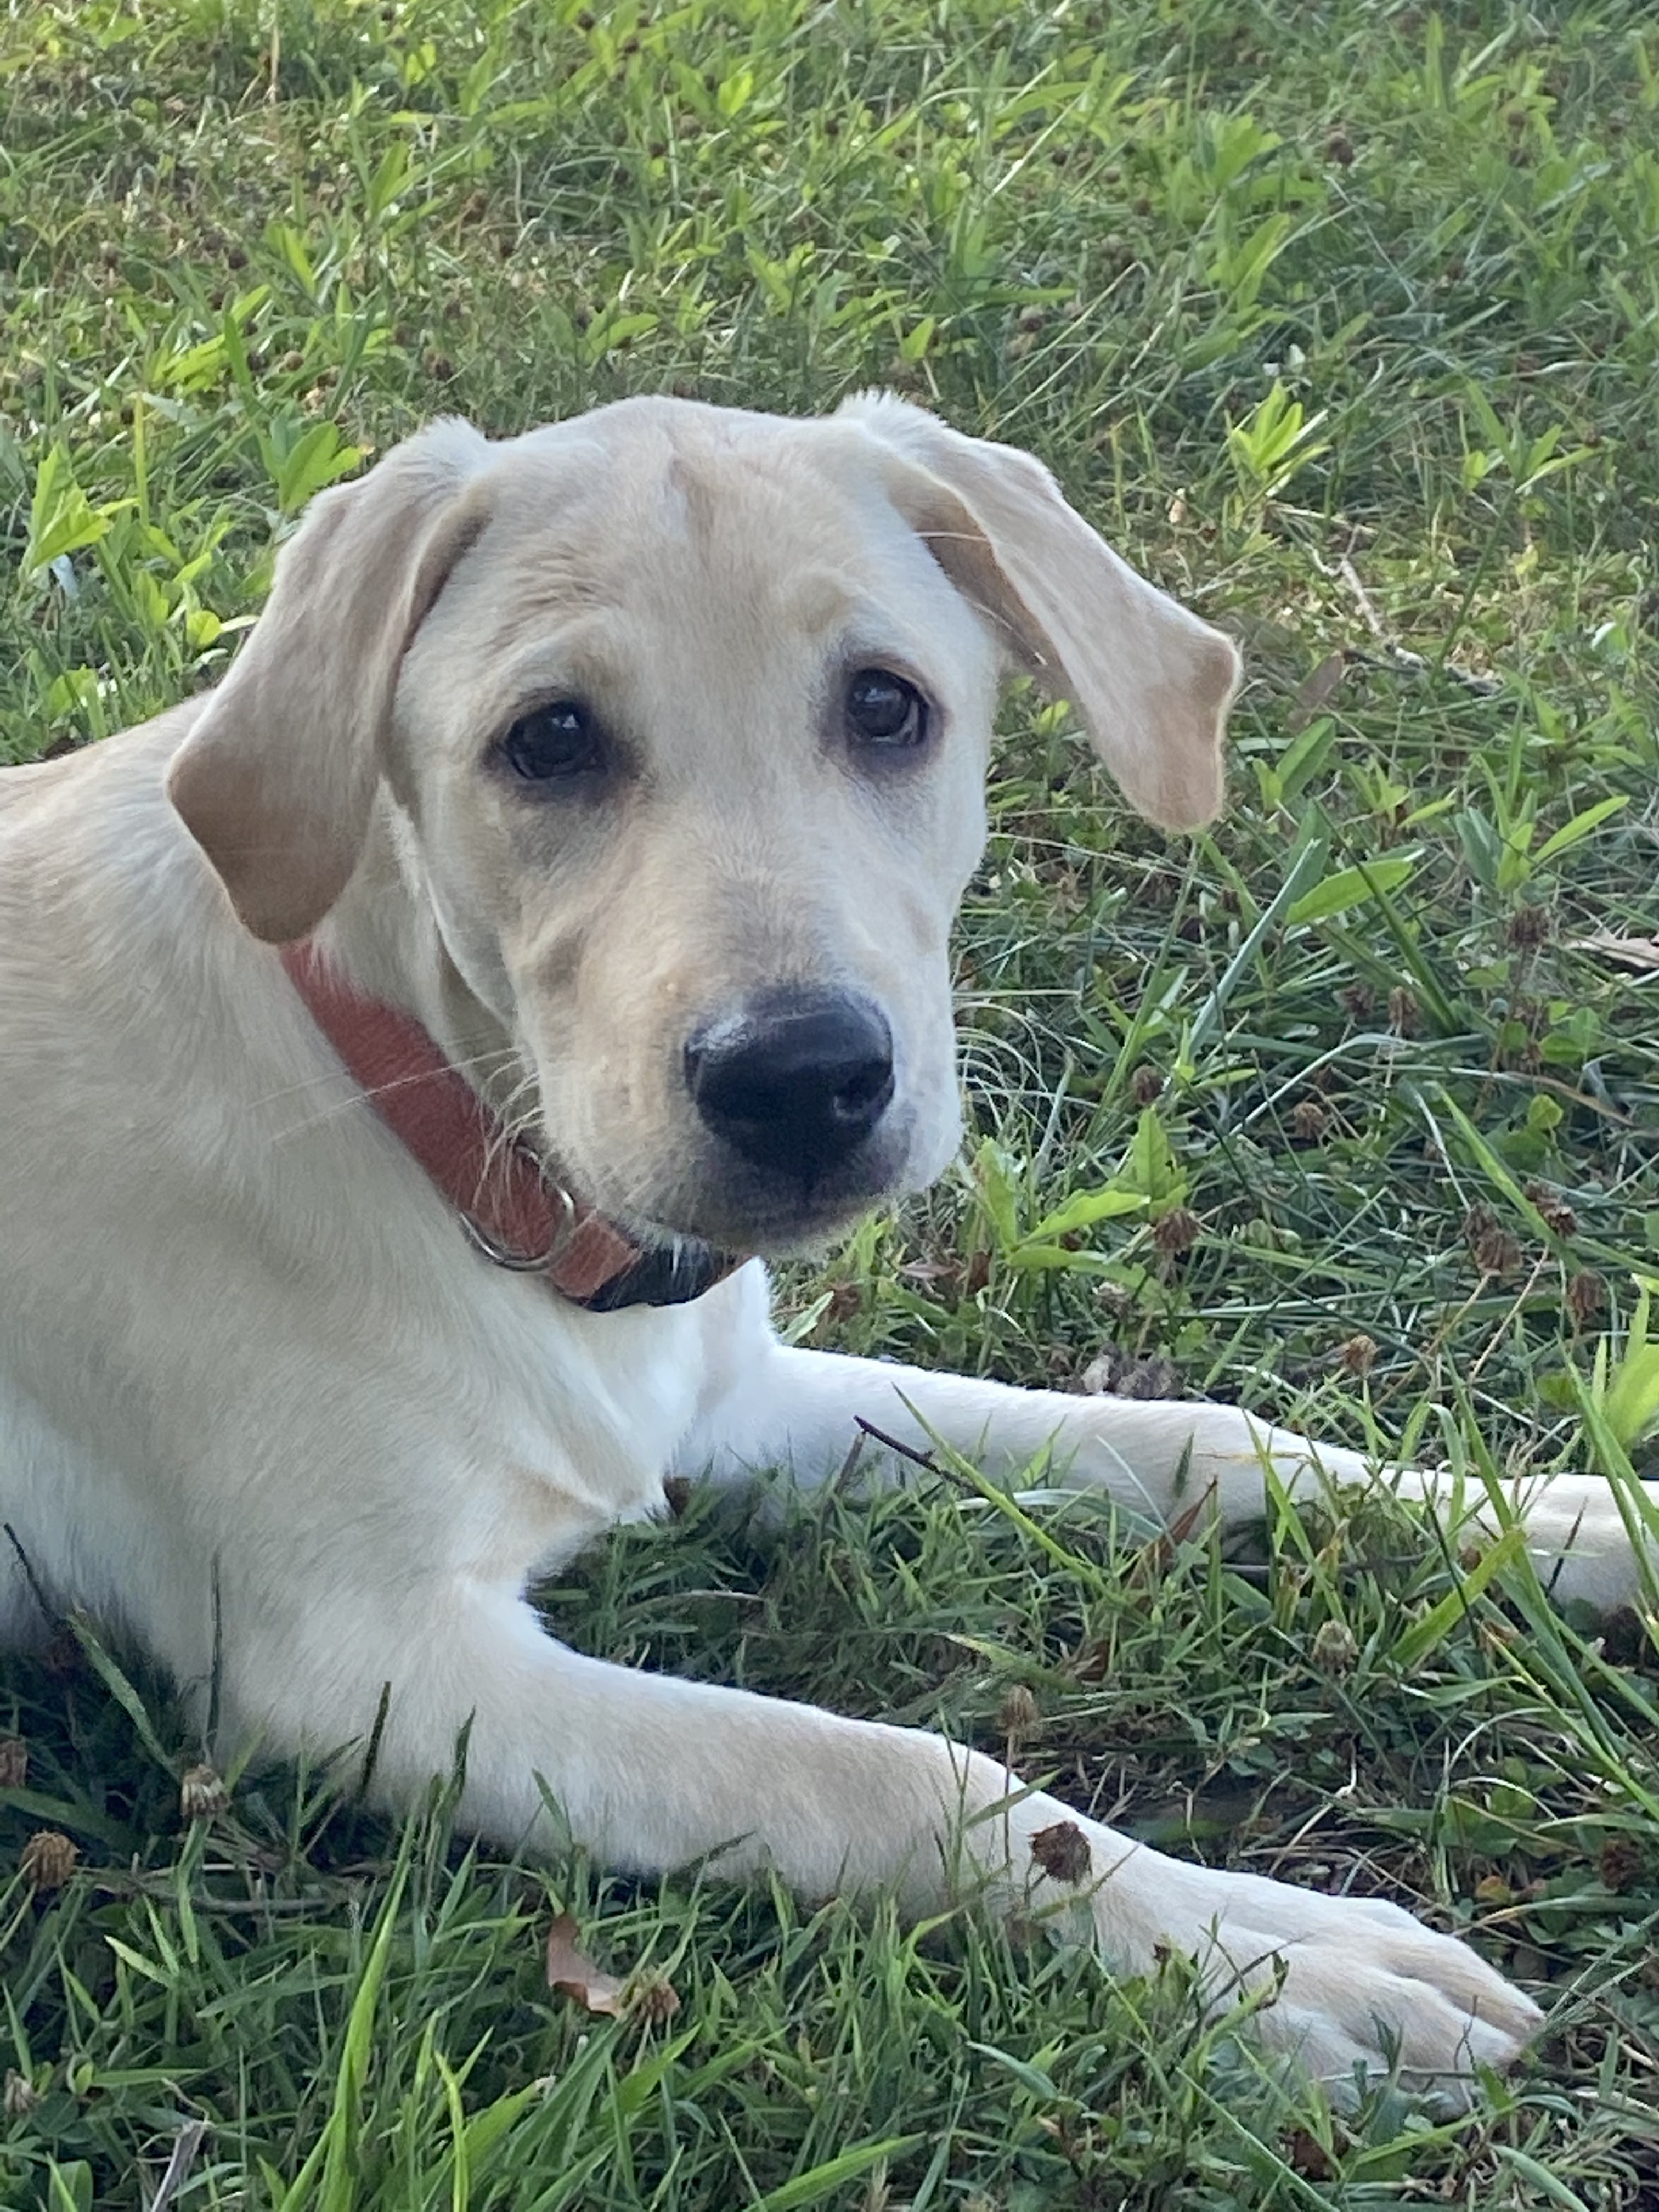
[1319,551,1502,697]
[831,1429,869,1496]
[854,1417,944,1476]
[3,1522,57,1632]
[148,2118,207,2212]
[92,1875,346,1916]
[1336,554,1392,647]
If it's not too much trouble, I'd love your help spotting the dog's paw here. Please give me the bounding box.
[1064,1832,1541,2106]
[1179,1864,1539,2101]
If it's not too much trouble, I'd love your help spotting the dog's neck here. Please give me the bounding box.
[291,799,736,1311]
[307,800,499,1081]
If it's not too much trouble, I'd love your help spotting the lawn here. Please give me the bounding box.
[3,0,1658,2204]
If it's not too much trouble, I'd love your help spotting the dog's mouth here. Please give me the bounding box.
[491,1086,896,1291]
[566,1166,894,1279]
[559,1124,917,1267]
[514,1079,918,1273]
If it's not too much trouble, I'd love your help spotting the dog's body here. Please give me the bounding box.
[2,396,1636,2095]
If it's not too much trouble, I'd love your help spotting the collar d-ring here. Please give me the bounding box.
[461,1173,577,1272]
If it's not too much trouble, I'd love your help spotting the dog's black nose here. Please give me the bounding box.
[685,989,894,1179]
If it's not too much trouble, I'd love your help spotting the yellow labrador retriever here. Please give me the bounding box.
[2,395,1630,2096]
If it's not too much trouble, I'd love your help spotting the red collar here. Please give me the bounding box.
[279,942,733,1310]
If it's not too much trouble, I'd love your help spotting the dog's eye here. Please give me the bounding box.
[500,702,604,782]
[845,669,928,750]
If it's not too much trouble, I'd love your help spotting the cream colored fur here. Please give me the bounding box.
[6,394,1629,2100]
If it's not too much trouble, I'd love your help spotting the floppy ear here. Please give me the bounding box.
[166,418,492,942]
[837,392,1239,830]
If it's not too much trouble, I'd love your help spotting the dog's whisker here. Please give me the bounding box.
[467,1072,556,1217]
[272,1053,532,1142]
[255,1044,523,1113]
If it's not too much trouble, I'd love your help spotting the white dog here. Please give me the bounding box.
[3,395,1632,2097]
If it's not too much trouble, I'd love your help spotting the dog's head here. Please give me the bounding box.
[168,397,1237,1255]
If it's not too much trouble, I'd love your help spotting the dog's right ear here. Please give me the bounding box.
[166,419,490,943]
[836,393,1238,832]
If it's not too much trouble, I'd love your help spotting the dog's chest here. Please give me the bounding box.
[426,1273,709,1575]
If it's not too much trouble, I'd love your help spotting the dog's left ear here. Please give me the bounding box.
[167,419,490,942]
[838,393,1239,830]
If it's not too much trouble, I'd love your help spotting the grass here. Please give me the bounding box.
[3,0,1659,2202]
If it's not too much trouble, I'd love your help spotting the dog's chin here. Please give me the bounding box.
[569,1104,960,1263]
[594,1142,939,1261]
[619,1182,895,1263]
[716,1193,887,1262]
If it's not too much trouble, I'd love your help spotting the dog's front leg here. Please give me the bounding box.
[298,1582,1534,2099]
[679,1265,1642,1611]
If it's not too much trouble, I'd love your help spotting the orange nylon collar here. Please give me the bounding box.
[278,942,734,1309]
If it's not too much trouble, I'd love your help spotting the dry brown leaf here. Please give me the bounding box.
[1286,649,1346,733]
[1570,932,1659,975]
[1285,2126,1337,2181]
[545,1912,627,2016]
